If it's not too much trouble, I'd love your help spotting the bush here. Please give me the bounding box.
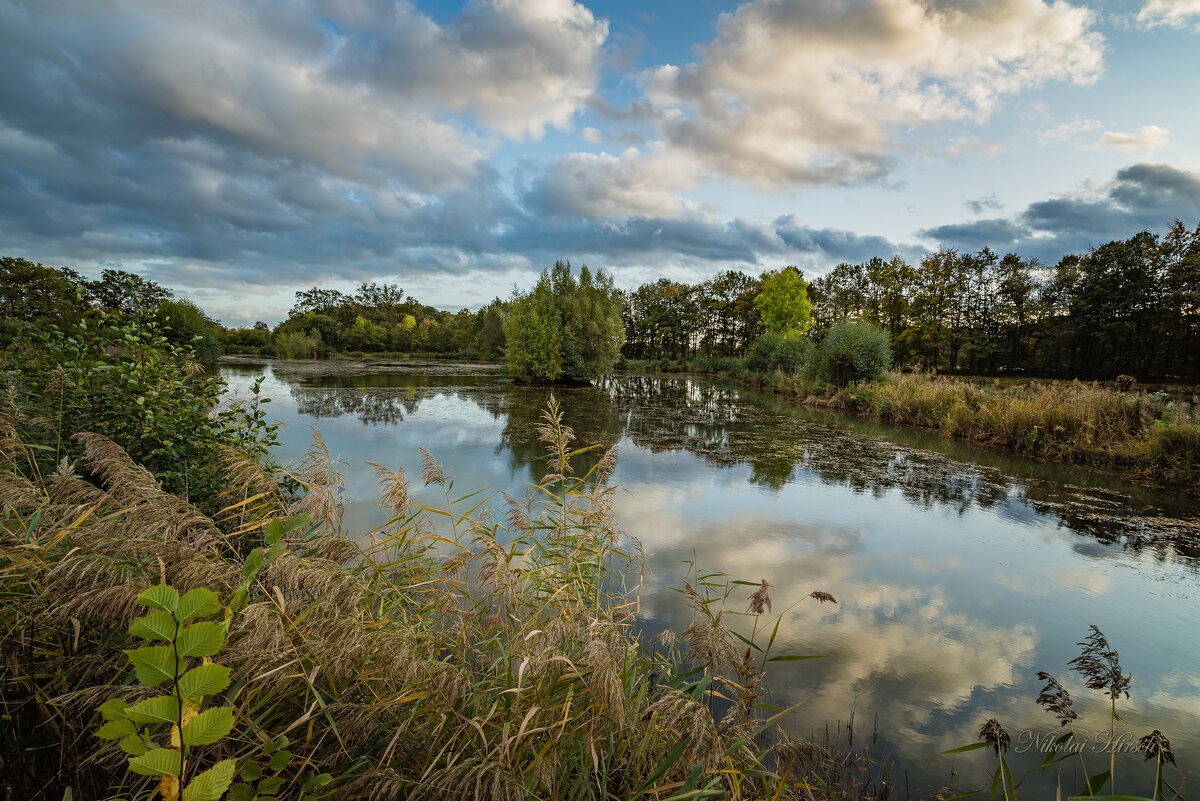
[2,311,278,500]
[811,321,891,386]
[274,331,318,359]
[745,332,812,374]
[151,299,222,364]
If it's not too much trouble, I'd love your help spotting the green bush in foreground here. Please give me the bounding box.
[2,311,277,501]
[810,321,891,386]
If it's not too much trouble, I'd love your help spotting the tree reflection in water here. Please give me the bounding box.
[220,361,1200,797]
[233,360,1200,564]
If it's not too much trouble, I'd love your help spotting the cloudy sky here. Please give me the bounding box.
[2,0,1199,324]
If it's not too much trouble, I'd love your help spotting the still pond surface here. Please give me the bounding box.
[222,359,1200,796]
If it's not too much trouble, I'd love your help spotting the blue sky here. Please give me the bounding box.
[2,0,1199,325]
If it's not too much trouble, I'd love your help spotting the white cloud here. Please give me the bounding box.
[641,0,1105,189]
[1039,118,1102,143]
[1097,124,1170,150]
[525,146,701,219]
[329,0,609,140]
[1,0,607,194]
[1136,0,1200,29]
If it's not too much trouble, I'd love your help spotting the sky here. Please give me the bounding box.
[2,0,1199,326]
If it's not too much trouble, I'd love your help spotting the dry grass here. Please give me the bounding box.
[0,396,854,800]
[751,371,1200,488]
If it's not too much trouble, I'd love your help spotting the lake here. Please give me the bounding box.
[221,358,1200,797]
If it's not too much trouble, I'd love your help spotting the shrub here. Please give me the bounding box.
[2,311,278,501]
[811,321,891,386]
[274,331,318,359]
[745,332,812,374]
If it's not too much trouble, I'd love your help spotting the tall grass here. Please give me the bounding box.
[0,396,847,800]
[746,371,1200,488]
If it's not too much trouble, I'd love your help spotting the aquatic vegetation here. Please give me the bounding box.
[740,370,1200,488]
[1,397,854,800]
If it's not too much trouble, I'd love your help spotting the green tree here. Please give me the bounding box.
[0,257,83,329]
[84,268,172,315]
[342,315,388,352]
[151,299,222,365]
[504,262,624,383]
[745,332,812,374]
[504,276,562,381]
[811,321,891,386]
[754,266,813,335]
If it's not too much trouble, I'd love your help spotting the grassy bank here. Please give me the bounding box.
[621,359,1200,489]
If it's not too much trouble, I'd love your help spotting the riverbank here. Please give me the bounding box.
[621,358,1200,489]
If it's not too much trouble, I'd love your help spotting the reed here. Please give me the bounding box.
[749,370,1200,488]
[0,397,850,800]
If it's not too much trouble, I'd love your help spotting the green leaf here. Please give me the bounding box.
[182,759,238,801]
[125,645,180,687]
[239,761,263,782]
[129,610,178,642]
[176,588,220,621]
[268,750,291,772]
[227,783,255,801]
[729,630,763,653]
[96,717,137,740]
[632,735,692,796]
[176,622,226,658]
[241,548,264,578]
[263,520,285,546]
[301,774,332,792]
[137,584,180,613]
[118,733,151,756]
[97,698,128,721]
[181,706,235,746]
[1081,771,1112,797]
[940,742,991,755]
[127,747,181,777]
[177,663,232,700]
[125,695,180,725]
[258,776,285,795]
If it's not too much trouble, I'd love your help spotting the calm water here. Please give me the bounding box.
[221,358,1200,796]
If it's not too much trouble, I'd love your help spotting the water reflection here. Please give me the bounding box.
[220,359,1200,794]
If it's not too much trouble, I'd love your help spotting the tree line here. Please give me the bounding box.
[5,217,1197,380]
[246,282,507,359]
[622,220,1200,380]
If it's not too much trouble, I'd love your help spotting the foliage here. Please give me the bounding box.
[810,321,891,386]
[152,299,223,365]
[273,331,319,359]
[1,256,85,330]
[624,219,1200,381]
[0,399,846,800]
[504,262,625,383]
[754,266,813,335]
[271,282,504,358]
[623,271,763,360]
[1,311,279,500]
[222,325,273,355]
[745,332,813,375]
[744,370,1200,487]
[95,585,238,800]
